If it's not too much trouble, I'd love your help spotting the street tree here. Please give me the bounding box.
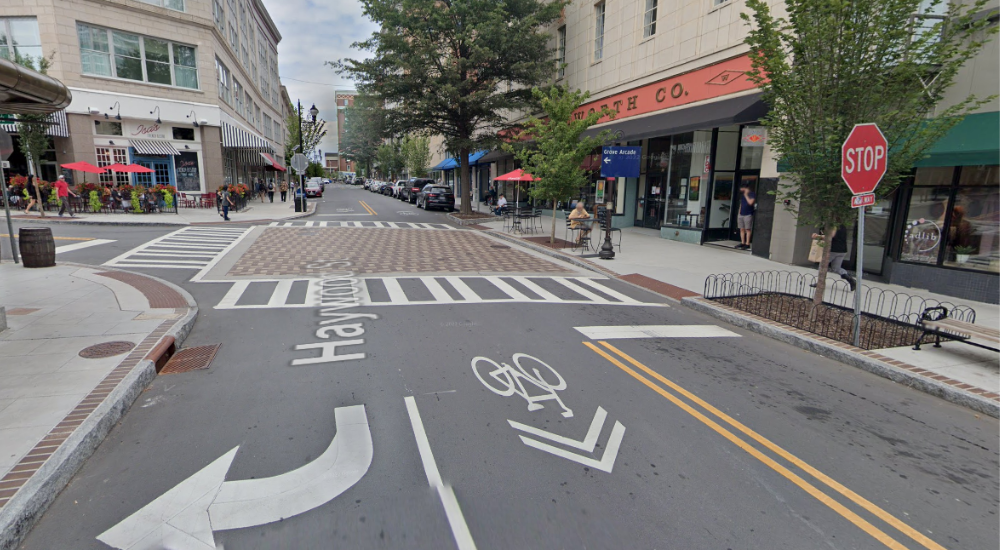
[503,87,612,244]
[742,0,997,304]
[340,94,388,177]
[284,103,327,162]
[305,162,326,178]
[401,135,431,178]
[376,141,406,180]
[334,0,567,215]
[14,52,53,216]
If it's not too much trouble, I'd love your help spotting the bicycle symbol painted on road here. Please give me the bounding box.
[396,210,417,216]
[471,354,573,418]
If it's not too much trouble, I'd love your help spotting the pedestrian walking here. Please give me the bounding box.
[267,179,275,203]
[256,179,266,203]
[811,226,856,291]
[24,175,39,214]
[219,184,234,221]
[53,175,77,217]
[280,182,288,202]
[736,183,755,250]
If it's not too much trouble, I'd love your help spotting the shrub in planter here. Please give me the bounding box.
[89,190,102,212]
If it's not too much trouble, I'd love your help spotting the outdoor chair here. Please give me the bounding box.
[596,208,622,252]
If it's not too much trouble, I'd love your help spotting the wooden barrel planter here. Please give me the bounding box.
[19,227,56,268]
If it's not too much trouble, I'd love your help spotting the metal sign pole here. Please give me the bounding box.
[853,206,865,347]
[0,164,18,264]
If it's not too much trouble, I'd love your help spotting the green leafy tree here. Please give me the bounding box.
[503,87,612,244]
[742,0,997,303]
[334,0,567,215]
[284,103,327,162]
[340,94,388,177]
[14,53,53,217]
[305,161,326,178]
[401,135,432,178]
[376,141,406,180]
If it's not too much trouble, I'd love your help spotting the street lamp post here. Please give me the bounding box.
[296,101,319,212]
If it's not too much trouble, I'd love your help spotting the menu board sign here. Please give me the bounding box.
[175,152,201,191]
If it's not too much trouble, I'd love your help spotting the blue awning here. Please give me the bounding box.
[431,157,458,171]
[469,150,488,166]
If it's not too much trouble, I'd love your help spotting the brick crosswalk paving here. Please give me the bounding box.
[226,227,574,276]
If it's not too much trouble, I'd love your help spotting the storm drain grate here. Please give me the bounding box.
[159,344,222,374]
[79,341,136,359]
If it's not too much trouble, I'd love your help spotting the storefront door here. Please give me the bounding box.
[729,171,760,240]
[132,156,173,187]
[637,175,665,229]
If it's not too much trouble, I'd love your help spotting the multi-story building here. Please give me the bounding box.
[459,0,997,303]
[328,89,356,172]
[0,0,288,194]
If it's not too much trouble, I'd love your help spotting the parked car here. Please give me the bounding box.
[417,184,455,212]
[391,180,406,198]
[304,181,323,197]
[402,178,436,203]
[355,177,366,187]
[380,182,395,196]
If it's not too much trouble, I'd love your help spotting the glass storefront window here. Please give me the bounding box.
[943,185,999,272]
[900,186,948,265]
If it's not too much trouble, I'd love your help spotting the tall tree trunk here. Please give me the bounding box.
[550,204,557,244]
[459,147,472,215]
[812,225,836,305]
[28,156,45,218]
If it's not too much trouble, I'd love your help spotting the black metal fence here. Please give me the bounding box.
[703,271,977,350]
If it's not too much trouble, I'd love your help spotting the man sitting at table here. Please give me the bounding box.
[495,194,507,215]
[568,202,592,243]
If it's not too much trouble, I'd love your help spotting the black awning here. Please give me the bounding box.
[583,92,768,141]
[0,57,71,114]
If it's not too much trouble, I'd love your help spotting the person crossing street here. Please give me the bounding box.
[53,175,78,218]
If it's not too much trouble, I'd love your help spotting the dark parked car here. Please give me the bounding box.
[304,181,323,197]
[417,185,455,211]
[402,178,435,203]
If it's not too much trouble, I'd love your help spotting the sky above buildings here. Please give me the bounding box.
[261,0,376,158]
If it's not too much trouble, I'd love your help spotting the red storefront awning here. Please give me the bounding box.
[259,152,286,171]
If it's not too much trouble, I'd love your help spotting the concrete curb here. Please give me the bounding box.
[8,204,315,227]
[0,270,199,550]
[475,229,612,277]
[682,297,1000,418]
[445,213,497,226]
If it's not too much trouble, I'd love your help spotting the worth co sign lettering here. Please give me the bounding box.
[571,55,757,123]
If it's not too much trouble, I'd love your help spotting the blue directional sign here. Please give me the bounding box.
[601,146,642,178]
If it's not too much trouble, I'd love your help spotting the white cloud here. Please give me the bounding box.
[261,0,377,154]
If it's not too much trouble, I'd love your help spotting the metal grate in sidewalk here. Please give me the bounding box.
[159,344,221,374]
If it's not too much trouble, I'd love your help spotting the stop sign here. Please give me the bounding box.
[841,123,887,195]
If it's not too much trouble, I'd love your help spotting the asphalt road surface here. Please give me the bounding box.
[15,184,1000,550]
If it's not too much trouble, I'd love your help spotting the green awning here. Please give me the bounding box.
[777,111,999,173]
[914,111,999,167]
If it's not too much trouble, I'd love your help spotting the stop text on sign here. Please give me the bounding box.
[841,123,888,196]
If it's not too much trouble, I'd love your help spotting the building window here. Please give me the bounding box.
[259,40,269,100]
[136,0,185,12]
[217,58,231,103]
[213,0,225,31]
[245,90,253,121]
[274,120,281,142]
[910,0,948,51]
[255,104,261,130]
[96,147,130,186]
[713,0,730,5]
[643,0,657,38]
[899,165,999,273]
[0,17,42,65]
[556,26,566,79]
[94,120,122,136]
[228,19,238,51]
[77,23,198,89]
[594,2,606,61]
[263,114,272,139]
[172,127,195,140]
[232,79,243,115]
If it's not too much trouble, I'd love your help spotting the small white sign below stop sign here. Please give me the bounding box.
[841,123,888,196]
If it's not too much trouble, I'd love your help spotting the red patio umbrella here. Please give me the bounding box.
[494,169,537,204]
[124,164,155,173]
[60,161,106,185]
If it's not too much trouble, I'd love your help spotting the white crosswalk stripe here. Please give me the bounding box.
[103,226,252,270]
[213,276,665,309]
[267,221,457,230]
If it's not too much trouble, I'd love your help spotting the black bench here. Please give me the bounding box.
[913,306,1000,352]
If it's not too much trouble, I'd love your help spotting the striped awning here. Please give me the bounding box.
[131,139,179,156]
[0,109,69,137]
[221,120,272,151]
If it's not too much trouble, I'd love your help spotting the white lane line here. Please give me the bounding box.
[268,280,294,307]
[191,227,254,282]
[573,325,742,339]
[422,278,454,302]
[305,279,323,307]
[304,221,315,227]
[512,277,561,302]
[54,239,115,254]
[382,278,410,304]
[443,277,482,302]
[386,222,400,228]
[120,252,218,258]
[484,276,530,301]
[572,278,641,304]
[217,281,251,309]
[404,397,477,550]
[114,258,208,265]
[552,277,605,302]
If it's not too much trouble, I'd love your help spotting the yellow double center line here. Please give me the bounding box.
[359,201,377,215]
[584,341,946,550]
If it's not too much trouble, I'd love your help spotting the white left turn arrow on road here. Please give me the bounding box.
[97,404,373,550]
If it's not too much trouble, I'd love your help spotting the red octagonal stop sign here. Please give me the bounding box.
[841,123,887,195]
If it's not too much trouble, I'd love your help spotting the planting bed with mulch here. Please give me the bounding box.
[714,293,923,350]
[524,236,579,250]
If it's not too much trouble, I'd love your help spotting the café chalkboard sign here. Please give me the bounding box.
[175,152,200,191]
